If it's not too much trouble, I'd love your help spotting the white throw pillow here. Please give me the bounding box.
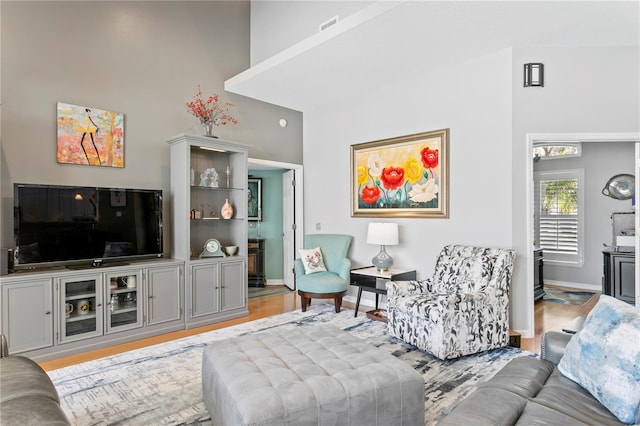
[299,247,327,274]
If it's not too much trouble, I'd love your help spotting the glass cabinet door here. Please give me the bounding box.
[60,275,103,343]
[106,271,142,333]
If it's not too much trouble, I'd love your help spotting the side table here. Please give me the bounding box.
[350,266,417,318]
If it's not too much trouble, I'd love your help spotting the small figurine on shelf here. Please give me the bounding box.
[201,204,216,219]
[226,166,231,188]
[199,168,219,187]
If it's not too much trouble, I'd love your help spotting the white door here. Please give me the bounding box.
[282,170,296,290]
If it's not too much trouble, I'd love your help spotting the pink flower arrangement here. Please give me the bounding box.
[186,85,238,126]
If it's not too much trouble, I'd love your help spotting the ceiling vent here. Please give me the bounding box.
[319,16,339,32]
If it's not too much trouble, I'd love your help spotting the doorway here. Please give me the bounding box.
[248,158,304,291]
[525,133,640,335]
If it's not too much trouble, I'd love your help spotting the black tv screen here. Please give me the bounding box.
[14,183,163,269]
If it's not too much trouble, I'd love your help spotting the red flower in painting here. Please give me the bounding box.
[361,185,381,204]
[420,147,438,169]
[380,167,405,190]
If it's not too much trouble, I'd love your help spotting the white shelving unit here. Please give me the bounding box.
[167,134,249,328]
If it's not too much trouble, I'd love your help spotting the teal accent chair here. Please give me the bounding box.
[295,234,353,313]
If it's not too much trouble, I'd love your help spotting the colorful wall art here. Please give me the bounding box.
[57,102,124,168]
[351,129,449,218]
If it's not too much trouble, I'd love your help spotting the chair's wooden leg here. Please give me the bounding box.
[334,296,342,313]
[301,295,308,312]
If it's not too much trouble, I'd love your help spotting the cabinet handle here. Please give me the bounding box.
[97,303,102,307]
[149,295,154,299]
[45,311,51,315]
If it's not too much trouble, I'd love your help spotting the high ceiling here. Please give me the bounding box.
[226,1,639,112]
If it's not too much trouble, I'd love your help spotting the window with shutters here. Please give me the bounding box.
[534,169,584,266]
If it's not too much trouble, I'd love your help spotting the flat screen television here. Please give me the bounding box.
[14,183,163,269]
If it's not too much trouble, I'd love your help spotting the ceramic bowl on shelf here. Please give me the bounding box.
[224,246,238,256]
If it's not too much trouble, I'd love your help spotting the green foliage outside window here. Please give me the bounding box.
[541,179,578,215]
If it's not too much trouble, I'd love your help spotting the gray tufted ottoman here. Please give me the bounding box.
[202,325,425,426]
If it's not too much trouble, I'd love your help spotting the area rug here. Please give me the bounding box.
[247,285,293,300]
[543,286,597,306]
[48,304,536,426]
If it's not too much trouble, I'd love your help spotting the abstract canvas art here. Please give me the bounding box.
[57,102,124,168]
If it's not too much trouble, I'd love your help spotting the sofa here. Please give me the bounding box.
[0,335,70,425]
[440,295,640,425]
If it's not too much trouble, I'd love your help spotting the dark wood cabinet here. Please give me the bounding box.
[603,249,635,304]
[248,239,265,287]
[534,247,545,301]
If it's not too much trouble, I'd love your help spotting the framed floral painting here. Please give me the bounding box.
[351,129,449,218]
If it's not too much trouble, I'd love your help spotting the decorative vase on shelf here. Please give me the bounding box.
[221,199,233,219]
[201,121,217,138]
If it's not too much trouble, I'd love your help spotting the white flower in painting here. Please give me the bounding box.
[367,154,385,177]
[409,180,438,203]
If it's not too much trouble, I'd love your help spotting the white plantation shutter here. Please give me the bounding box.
[534,170,584,266]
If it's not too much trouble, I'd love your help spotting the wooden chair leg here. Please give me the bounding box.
[301,295,308,312]
[334,296,342,313]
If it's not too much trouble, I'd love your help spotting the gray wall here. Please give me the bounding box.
[0,1,303,251]
[533,142,635,288]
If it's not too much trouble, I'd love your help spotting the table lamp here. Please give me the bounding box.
[367,223,399,272]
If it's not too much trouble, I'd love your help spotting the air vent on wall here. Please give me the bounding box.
[319,16,339,32]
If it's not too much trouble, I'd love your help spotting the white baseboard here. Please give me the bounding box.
[545,280,601,292]
[264,279,284,286]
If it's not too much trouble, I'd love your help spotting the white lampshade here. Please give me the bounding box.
[366,223,399,246]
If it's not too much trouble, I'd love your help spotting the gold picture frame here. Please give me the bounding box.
[351,129,449,218]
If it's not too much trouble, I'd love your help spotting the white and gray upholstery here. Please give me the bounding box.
[202,325,425,426]
[387,245,516,360]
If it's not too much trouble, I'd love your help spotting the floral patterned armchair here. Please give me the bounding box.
[386,245,516,360]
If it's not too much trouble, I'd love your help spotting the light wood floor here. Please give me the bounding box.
[39,286,599,371]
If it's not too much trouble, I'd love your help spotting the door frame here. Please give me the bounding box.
[525,132,640,334]
[248,158,304,289]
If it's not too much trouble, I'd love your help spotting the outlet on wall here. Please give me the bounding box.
[315,223,321,230]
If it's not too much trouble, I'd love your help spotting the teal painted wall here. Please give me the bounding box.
[248,170,284,280]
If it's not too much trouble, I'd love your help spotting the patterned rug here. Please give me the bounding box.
[48,304,536,426]
[543,286,597,306]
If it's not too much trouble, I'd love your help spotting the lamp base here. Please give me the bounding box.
[372,245,393,272]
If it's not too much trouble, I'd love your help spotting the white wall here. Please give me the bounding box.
[511,46,640,333]
[250,0,373,65]
[303,48,514,292]
[247,4,639,336]
[0,1,303,250]
[302,45,639,336]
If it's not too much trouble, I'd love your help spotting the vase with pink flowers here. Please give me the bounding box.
[186,85,238,137]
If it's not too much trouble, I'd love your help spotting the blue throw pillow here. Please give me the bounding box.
[558,295,640,424]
